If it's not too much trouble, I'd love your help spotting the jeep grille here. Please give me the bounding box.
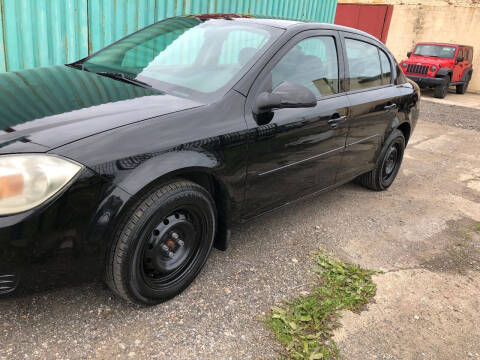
[406,64,429,75]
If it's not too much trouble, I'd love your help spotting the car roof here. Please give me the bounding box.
[188,14,382,44]
[416,42,472,48]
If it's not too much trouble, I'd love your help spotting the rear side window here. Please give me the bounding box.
[379,50,392,84]
[345,38,383,90]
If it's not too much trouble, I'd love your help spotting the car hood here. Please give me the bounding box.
[0,65,204,151]
[405,56,451,67]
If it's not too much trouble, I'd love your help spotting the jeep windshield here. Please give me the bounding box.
[81,17,283,102]
[413,44,456,59]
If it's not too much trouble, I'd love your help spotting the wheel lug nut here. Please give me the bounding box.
[161,244,169,252]
[168,251,175,259]
[177,239,184,247]
[171,232,179,240]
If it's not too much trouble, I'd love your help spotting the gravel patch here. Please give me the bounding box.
[421,100,480,131]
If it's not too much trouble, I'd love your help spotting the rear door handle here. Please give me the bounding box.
[327,115,347,128]
[384,104,397,112]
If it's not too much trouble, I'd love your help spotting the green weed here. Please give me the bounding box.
[267,251,377,360]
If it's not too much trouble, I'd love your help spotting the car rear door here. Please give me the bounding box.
[453,47,468,83]
[335,32,402,181]
[242,30,349,218]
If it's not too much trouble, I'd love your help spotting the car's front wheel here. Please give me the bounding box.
[106,180,216,305]
[356,129,405,191]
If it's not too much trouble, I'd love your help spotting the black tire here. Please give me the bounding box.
[434,77,450,98]
[356,129,405,191]
[456,73,471,94]
[106,180,216,305]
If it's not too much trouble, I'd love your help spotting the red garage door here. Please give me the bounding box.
[334,4,393,43]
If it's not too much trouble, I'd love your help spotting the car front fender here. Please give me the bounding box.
[436,68,453,78]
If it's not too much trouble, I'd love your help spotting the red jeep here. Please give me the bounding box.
[400,42,473,98]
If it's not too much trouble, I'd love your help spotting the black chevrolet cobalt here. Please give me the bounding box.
[0,15,419,304]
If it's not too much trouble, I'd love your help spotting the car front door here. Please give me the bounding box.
[335,33,402,181]
[242,30,349,218]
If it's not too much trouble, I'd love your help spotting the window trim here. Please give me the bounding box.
[339,32,398,95]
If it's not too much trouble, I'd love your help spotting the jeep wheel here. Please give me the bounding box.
[434,78,449,99]
[106,180,216,305]
[456,74,471,94]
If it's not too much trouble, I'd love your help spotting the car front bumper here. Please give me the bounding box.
[406,75,445,88]
[0,168,131,295]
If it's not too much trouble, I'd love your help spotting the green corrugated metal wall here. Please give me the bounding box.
[0,0,338,73]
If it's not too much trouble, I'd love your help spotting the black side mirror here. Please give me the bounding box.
[457,56,464,63]
[407,52,412,58]
[253,82,317,115]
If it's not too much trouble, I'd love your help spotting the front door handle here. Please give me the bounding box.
[384,103,397,112]
[327,115,347,129]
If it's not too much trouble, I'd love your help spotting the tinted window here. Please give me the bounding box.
[468,48,473,62]
[84,18,283,101]
[219,30,268,65]
[345,39,382,90]
[270,36,339,98]
[395,63,407,85]
[379,50,392,84]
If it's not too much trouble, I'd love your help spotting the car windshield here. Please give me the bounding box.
[82,17,283,102]
[413,44,456,59]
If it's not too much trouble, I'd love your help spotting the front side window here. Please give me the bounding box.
[83,18,283,101]
[268,36,339,98]
[413,44,457,59]
[345,38,383,90]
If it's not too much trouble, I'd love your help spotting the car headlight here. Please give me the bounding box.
[402,62,407,68]
[0,155,82,215]
[431,65,437,72]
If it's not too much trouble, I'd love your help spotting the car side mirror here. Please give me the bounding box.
[253,81,317,115]
[456,56,464,63]
[407,52,412,58]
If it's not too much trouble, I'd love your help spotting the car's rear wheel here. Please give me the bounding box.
[106,180,216,305]
[356,129,405,191]
[456,73,471,94]
[434,77,450,98]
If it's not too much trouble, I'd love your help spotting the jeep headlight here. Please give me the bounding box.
[0,155,82,215]
[431,65,437,72]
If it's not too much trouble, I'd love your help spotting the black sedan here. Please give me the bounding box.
[0,16,419,304]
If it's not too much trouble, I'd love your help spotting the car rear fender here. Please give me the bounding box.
[462,68,473,82]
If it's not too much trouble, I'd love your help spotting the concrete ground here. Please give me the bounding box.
[1,101,479,360]
[421,88,480,110]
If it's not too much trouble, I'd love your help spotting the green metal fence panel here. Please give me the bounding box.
[88,0,156,53]
[1,0,88,71]
[0,2,5,72]
[0,0,338,72]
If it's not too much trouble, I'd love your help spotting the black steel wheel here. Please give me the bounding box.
[356,129,405,191]
[106,180,216,305]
